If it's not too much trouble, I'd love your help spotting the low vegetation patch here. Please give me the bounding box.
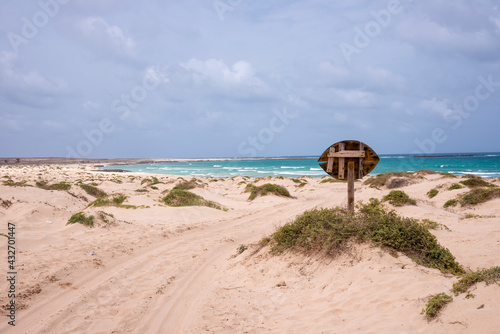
[79,184,106,198]
[427,189,439,198]
[67,212,94,227]
[141,176,162,187]
[291,178,307,187]
[452,267,500,295]
[459,178,497,188]
[237,245,248,254]
[422,293,453,320]
[443,199,458,208]
[383,190,417,206]
[363,172,415,188]
[462,214,482,219]
[36,181,71,191]
[88,194,137,209]
[173,179,200,190]
[161,189,224,210]
[448,183,463,190]
[459,188,500,206]
[245,183,291,201]
[2,179,30,187]
[320,177,339,183]
[268,199,464,275]
[420,219,438,229]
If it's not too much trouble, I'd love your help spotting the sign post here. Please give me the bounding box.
[318,140,379,212]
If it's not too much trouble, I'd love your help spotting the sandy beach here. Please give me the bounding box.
[0,164,499,333]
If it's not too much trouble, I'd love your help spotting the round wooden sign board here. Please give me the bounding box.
[318,140,379,180]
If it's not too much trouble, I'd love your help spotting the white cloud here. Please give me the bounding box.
[319,61,405,91]
[181,59,263,87]
[0,51,68,97]
[78,16,135,56]
[419,98,453,117]
[395,18,500,58]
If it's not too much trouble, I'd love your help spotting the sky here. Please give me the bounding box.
[0,0,499,159]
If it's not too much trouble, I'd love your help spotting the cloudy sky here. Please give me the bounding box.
[1,0,499,158]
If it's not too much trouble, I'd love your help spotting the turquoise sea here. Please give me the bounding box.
[102,153,500,179]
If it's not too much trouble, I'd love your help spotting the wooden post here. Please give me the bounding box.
[338,142,345,179]
[347,161,355,213]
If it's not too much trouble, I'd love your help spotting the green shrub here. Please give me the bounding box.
[88,194,135,208]
[422,293,452,320]
[245,183,291,201]
[448,183,463,190]
[463,214,482,219]
[459,188,500,206]
[443,199,458,208]
[161,189,223,210]
[421,219,439,229]
[2,179,29,187]
[452,267,500,295]
[268,200,464,275]
[36,181,71,191]
[383,190,417,206]
[67,212,94,227]
[79,184,106,198]
[438,172,457,178]
[320,178,338,183]
[291,178,307,187]
[459,178,496,188]
[173,180,198,190]
[427,189,439,198]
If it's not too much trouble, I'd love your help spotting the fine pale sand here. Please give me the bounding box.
[0,164,499,333]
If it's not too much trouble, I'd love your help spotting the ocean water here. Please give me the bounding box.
[102,153,500,178]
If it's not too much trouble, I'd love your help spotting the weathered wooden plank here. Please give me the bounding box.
[326,147,335,173]
[338,143,345,179]
[358,142,365,179]
[327,151,365,158]
[347,161,355,212]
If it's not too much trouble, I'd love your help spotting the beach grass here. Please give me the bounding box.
[79,184,107,198]
[427,189,439,198]
[67,212,94,227]
[268,199,464,275]
[245,183,292,201]
[459,188,500,206]
[452,267,500,295]
[383,190,417,206]
[161,189,224,210]
[36,181,71,191]
[422,293,453,320]
[88,193,138,209]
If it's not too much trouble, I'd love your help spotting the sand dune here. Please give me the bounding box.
[0,165,499,333]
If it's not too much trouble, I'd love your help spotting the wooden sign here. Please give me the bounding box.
[318,140,379,212]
